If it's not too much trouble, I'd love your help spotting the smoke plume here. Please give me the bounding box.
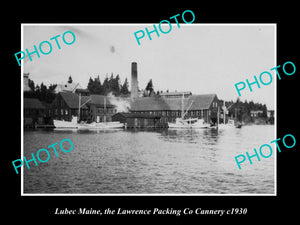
[107,92,130,113]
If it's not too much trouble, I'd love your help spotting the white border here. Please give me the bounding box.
[21,23,277,196]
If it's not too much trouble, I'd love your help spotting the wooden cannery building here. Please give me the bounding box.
[130,92,220,125]
[87,95,117,123]
[24,98,46,128]
[112,112,167,128]
[51,91,118,123]
[51,92,89,122]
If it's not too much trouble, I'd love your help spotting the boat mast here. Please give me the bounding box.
[181,93,184,119]
[78,92,81,123]
[217,105,220,126]
[182,101,194,119]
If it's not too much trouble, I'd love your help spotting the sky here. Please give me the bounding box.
[22,24,276,110]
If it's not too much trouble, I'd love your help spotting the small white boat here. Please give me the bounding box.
[218,119,235,129]
[77,95,124,130]
[78,121,124,130]
[168,93,213,129]
[53,116,79,129]
[168,118,212,129]
[218,119,242,129]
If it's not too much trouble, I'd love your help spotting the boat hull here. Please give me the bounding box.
[53,120,78,129]
[78,122,124,130]
[54,120,124,130]
[168,118,212,129]
[168,123,211,129]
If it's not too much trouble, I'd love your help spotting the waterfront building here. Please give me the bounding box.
[160,91,192,98]
[250,110,264,118]
[51,92,89,122]
[128,62,221,125]
[87,95,117,123]
[51,92,117,123]
[112,112,166,128]
[24,98,46,127]
[75,88,90,96]
[130,94,220,124]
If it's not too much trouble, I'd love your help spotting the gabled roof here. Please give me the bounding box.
[59,93,116,109]
[54,82,82,93]
[113,112,160,119]
[130,94,218,111]
[160,91,192,97]
[189,94,218,110]
[130,97,169,111]
[75,88,90,93]
[24,98,45,109]
[59,92,88,109]
[88,95,114,108]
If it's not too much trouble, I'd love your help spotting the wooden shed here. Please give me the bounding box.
[24,98,46,127]
[112,112,167,128]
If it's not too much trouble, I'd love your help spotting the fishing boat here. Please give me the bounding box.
[53,92,124,130]
[168,94,212,129]
[218,101,242,129]
[168,118,211,129]
[77,95,124,130]
[53,116,79,129]
[78,121,123,130]
[218,119,236,129]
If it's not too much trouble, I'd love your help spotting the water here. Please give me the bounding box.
[23,125,275,194]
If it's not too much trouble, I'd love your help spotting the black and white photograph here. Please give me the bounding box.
[21,24,276,195]
[4,4,299,222]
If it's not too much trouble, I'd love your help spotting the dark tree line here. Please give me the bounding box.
[87,73,130,96]
[25,74,131,103]
[224,98,268,122]
[24,79,57,104]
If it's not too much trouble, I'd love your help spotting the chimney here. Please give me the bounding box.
[23,73,31,92]
[131,62,138,99]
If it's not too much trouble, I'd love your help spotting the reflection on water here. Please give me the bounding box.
[23,125,275,194]
[160,129,219,144]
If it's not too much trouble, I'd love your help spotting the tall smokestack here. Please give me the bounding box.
[131,62,138,99]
